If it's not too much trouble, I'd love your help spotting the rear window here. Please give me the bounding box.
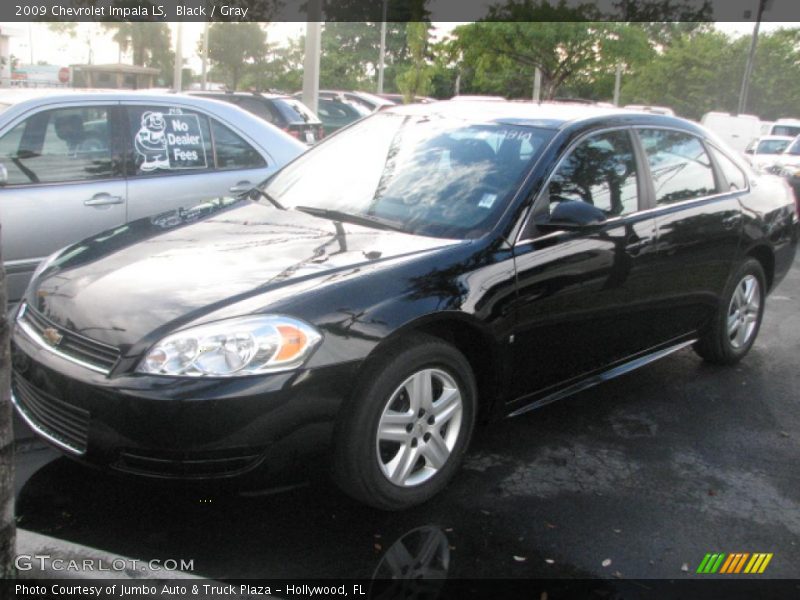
[272,98,320,125]
[772,125,800,137]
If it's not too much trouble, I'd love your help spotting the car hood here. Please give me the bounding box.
[29,198,459,350]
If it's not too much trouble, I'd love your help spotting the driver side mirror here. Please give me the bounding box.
[744,147,755,155]
[535,200,607,231]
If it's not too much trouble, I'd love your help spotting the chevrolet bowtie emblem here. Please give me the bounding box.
[42,327,63,346]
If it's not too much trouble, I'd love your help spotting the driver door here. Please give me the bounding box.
[508,128,662,407]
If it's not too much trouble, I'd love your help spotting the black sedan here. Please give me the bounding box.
[11,102,799,510]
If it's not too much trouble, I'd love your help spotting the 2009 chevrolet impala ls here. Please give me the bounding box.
[11,102,799,509]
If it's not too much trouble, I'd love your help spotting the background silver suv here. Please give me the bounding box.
[0,90,306,302]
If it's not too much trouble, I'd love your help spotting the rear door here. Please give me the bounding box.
[635,128,744,337]
[123,102,272,221]
[0,102,125,302]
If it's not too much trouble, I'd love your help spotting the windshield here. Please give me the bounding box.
[785,138,800,156]
[263,113,553,239]
[756,139,792,154]
[772,125,800,137]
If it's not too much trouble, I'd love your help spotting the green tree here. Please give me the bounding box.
[449,12,652,99]
[203,22,268,90]
[611,0,713,47]
[102,22,172,68]
[623,27,800,120]
[396,22,433,101]
[744,28,800,120]
[320,22,410,92]
[47,23,78,38]
[240,36,305,93]
[620,30,744,119]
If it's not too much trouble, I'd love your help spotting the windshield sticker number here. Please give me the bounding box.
[135,110,208,172]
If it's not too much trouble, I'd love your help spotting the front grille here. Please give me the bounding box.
[18,304,120,373]
[13,373,90,454]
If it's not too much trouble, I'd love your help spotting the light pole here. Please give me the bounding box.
[173,21,183,92]
[302,0,322,114]
[377,0,388,93]
[738,0,771,115]
[201,22,209,90]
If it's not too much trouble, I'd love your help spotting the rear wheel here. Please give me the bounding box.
[694,258,766,365]
[333,334,476,510]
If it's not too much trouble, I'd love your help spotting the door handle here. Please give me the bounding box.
[229,181,253,195]
[84,193,124,207]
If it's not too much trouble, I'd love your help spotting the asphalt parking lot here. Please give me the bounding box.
[12,255,800,581]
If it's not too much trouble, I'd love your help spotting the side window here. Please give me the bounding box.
[211,120,266,170]
[548,130,639,216]
[127,106,212,176]
[638,129,717,204]
[0,106,114,185]
[708,146,748,191]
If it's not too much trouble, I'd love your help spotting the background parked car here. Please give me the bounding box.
[769,136,800,201]
[766,118,800,138]
[309,95,367,136]
[743,135,796,172]
[317,90,395,114]
[700,111,763,154]
[376,93,437,105]
[189,91,325,145]
[0,89,306,302]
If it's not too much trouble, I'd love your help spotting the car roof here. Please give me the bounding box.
[188,90,289,100]
[0,88,286,107]
[383,100,695,131]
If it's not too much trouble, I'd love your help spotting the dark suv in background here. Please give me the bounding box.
[189,91,324,145]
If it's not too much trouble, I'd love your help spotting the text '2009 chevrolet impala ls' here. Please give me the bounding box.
[11,102,799,509]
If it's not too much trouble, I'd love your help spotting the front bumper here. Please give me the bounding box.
[11,325,360,480]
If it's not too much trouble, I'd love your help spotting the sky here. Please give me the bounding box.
[1,21,797,76]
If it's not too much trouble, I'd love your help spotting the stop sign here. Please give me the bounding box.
[58,67,70,84]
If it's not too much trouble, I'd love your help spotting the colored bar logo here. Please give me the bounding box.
[696,553,773,574]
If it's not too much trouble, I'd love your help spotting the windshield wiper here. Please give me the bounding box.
[249,188,286,210]
[294,206,406,232]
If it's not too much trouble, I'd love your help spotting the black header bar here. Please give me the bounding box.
[1,0,800,23]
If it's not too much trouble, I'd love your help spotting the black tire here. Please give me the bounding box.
[332,333,477,511]
[694,258,766,365]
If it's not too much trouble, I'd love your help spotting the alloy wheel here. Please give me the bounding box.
[727,274,761,350]
[376,368,463,487]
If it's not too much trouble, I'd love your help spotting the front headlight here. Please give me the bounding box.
[137,316,322,377]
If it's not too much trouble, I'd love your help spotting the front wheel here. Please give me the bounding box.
[694,258,766,365]
[333,334,477,510]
